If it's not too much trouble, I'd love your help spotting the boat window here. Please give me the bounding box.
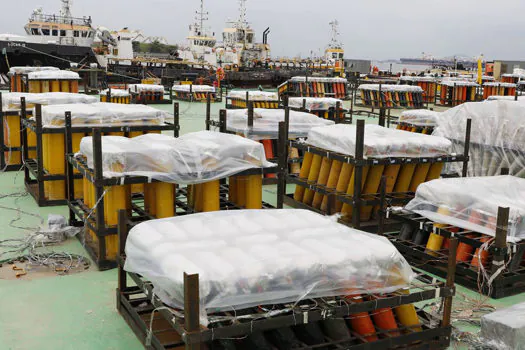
[88,31,93,38]
[60,30,66,36]
[332,53,338,59]
[73,30,79,38]
[82,31,88,38]
[31,28,40,35]
[52,30,58,36]
[246,33,254,43]
[42,28,50,36]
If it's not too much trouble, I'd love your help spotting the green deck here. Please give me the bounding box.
[0,99,522,349]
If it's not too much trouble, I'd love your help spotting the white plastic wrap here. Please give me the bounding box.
[487,95,525,101]
[307,124,452,158]
[481,301,525,350]
[482,75,495,81]
[399,76,437,82]
[226,108,334,140]
[288,97,343,111]
[227,90,278,101]
[483,82,516,88]
[100,89,130,97]
[79,131,275,183]
[405,176,525,242]
[440,80,478,87]
[8,66,59,75]
[358,84,423,92]
[128,84,165,93]
[433,100,525,177]
[27,70,80,80]
[1,92,97,111]
[289,76,347,83]
[39,102,167,127]
[124,209,415,318]
[173,85,215,93]
[399,109,440,127]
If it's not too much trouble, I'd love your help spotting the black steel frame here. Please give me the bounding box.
[116,210,457,350]
[129,85,174,105]
[22,103,178,207]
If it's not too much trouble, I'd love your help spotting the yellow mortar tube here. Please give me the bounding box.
[311,157,333,209]
[320,160,343,212]
[293,152,313,202]
[302,154,323,206]
[202,180,220,212]
[245,175,263,209]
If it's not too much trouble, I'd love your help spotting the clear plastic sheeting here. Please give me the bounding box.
[128,84,165,93]
[227,90,278,101]
[399,76,437,82]
[405,176,525,242]
[124,209,415,321]
[399,109,440,127]
[28,70,80,80]
[288,97,343,111]
[486,95,524,101]
[99,89,130,97]
[226,108,334,140]
[39,102,168,127]
[2,92,97,111]
[288,76,347,83]
[307,124,452,158]
[433,100,525,177]
[358,84,423,92]
[481,301,525,350]
[8,66,59,75]
[172,85,215,93]
[79,131,275,183]
[440,80,479,87]
[483,82,517,88]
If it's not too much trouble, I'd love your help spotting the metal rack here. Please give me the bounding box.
[381,206,525,299]
[225,91,280,109]
[130,86,173,105]
[65,118,280,270]
[116,210,457,350]
[172,85,220,103]
[280,118,471,231]
[22,103,178,207]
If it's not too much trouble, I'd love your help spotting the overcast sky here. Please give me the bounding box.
[2,0,525,60]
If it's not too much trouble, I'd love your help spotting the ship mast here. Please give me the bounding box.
[236,0,248,30]
[328,20,342,49]
[60,0,72,19]
[194,0,209,36]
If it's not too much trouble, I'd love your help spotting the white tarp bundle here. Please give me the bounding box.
[433,100,525,177]
[307,124,452,158]
[399,76,437,82]
[39,102,168,127]
[483,82,516,88]
[128,84,165,93]
[226,108,334,140]
[28,70,80,80]
[288,97,343,111]
[99,89,130,97]
[486,96,525,101]
[124,209,415,321]
[399,109,440,127]
[227,90,278,101]
[405,176,525,242]
[79,131,275,183]
[8,66,59,75]
[173,85,215,93]
[2,92,97,111]
[288,76,347,83]
[440,80,478,87]
[358,84,423,92]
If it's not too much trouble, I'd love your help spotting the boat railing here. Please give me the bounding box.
[29,14,92,27]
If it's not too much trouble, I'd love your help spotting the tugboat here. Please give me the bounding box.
[0,0,97,74]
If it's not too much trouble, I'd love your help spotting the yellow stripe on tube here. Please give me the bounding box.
[394,289,422,332]
[144,183,157,216]
[104,185,128,260]
[320,160,343,212]
[47,134,66,200]
[302,155,323,206]
[312,157,333,209]
[341,166,370,218]
[425,162,444,181]
[408,163,431,192]
[335,163,354,212]
[155,183,175,218]
[293,152,314,202]
[51,80,60,93]
[202,180,220,212]
[360,165,385,221]
[393,164,417,193]
[245,175,262,209]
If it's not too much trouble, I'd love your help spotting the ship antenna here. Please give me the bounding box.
[328,20,342,49]
[60,0,72,19]
[237,0,248,29]
[195,0,209,36]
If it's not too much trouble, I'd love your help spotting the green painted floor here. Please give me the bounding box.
[0,98,522,349]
